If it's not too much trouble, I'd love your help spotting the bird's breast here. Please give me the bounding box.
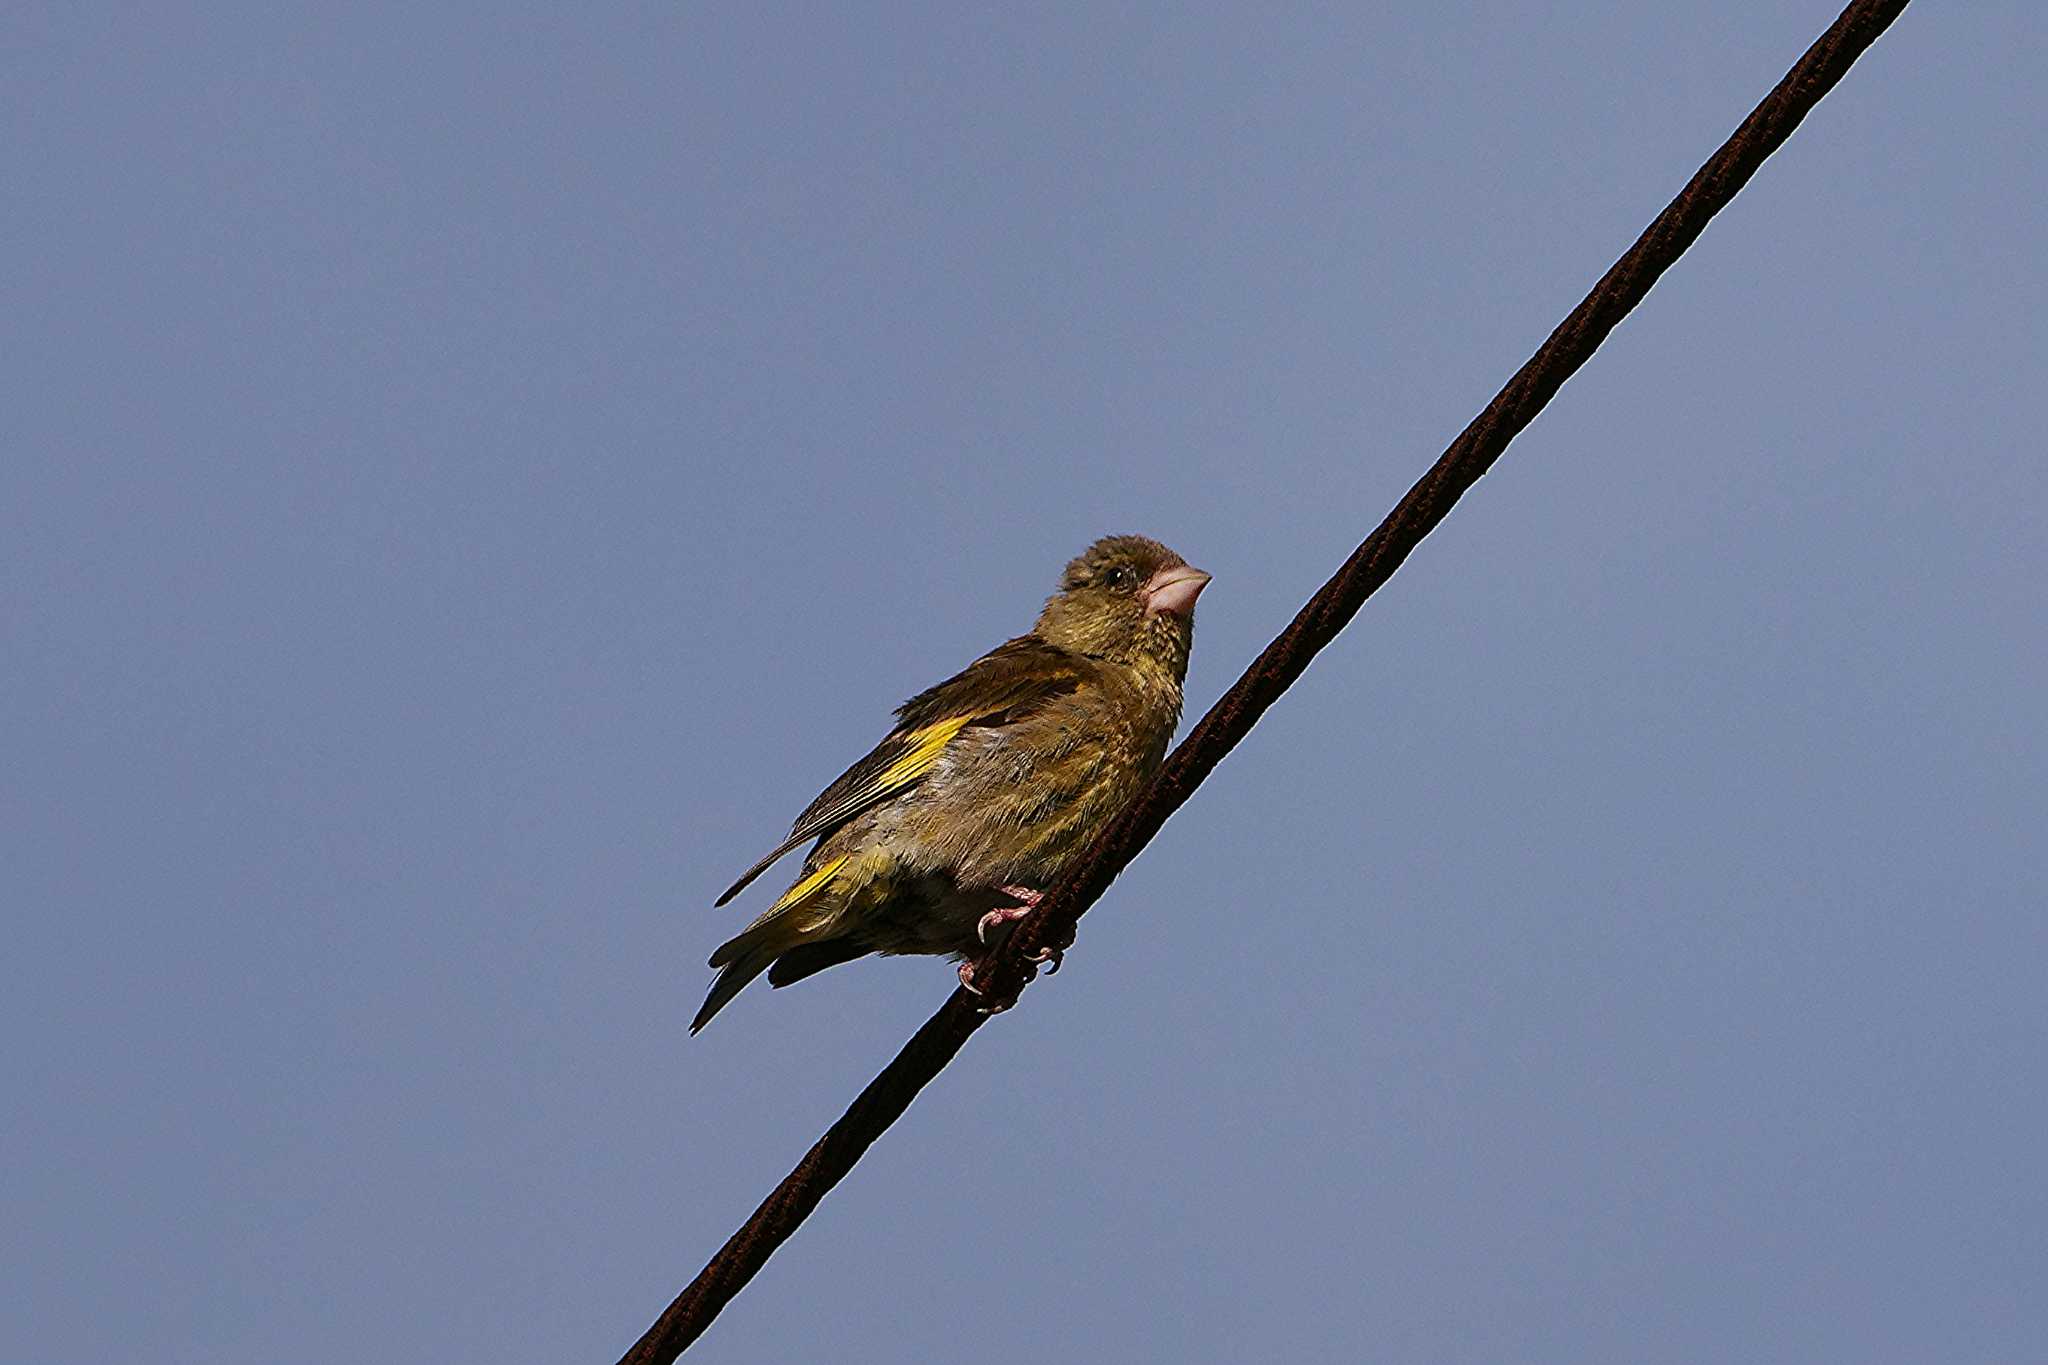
[891,677,1179,888]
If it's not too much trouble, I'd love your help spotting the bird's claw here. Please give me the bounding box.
[975,885,1046,944]
[959,954,1015,1008]
[974,906,1028,944]
[963,888,1064,1010]
[959,945,1066,1013]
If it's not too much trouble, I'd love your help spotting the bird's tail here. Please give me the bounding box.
[691,944,779,1034]
[692,855,850,1033]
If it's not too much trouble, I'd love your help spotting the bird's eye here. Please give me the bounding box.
[1104,565,1136,589]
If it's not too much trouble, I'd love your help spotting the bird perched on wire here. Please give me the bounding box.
[693,534,1210,1033]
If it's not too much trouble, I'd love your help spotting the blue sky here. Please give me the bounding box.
[6,4,2043,1361]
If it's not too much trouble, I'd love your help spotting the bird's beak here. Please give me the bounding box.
[1142,564,1211,617]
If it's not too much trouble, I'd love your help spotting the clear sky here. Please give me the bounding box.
[6,4,2043,1362]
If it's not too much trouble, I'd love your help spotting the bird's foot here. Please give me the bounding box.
[958,960,1029,1014]
[960,954,1017,1014]
[973,906,1030,943]
[959,946,1061,994]
[974,885,1045,943]
[960,945,1069,1015]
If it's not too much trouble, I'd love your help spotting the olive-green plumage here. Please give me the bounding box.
[694,535,1209,1033]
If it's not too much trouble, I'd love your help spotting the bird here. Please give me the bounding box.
[693,534,1210,1033]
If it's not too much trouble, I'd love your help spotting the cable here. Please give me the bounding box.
[618,3,1913,1357]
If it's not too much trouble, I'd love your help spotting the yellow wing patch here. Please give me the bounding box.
[873,715,971,789]
[769,854,848,915]
[715,713,976,907]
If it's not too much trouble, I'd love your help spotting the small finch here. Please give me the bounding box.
[693,534,1209,1033]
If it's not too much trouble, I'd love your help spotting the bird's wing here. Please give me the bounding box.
[713,636,1088,906]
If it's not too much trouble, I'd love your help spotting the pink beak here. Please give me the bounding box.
[1142,564,1212,617]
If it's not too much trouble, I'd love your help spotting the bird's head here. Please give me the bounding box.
[1034,534,1210,678]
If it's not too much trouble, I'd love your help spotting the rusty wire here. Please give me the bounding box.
[618,2,1913,1358]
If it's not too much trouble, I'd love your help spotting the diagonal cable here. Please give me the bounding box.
[619,2,1913,1358]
